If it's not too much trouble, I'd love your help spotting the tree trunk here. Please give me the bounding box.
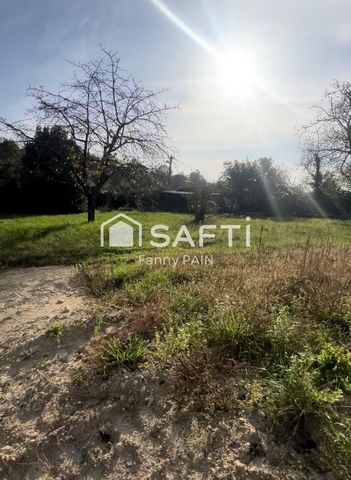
[87,193,96,222]
[194,211,205,222]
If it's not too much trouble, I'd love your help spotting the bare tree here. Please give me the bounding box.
[301,80,351,185]
[0,48,173,221]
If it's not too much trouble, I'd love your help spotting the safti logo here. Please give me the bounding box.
[100,213,142,247]
[100,214,251,248]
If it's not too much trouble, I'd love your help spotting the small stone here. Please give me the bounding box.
[238,442,252,464]
[115,443,124,455]
[0,445,16,462]
[0,446,13,454]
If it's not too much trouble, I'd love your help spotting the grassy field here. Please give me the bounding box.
[0,210,350,266]
[1,211,351,476]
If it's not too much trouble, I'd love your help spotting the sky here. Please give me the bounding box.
[1,0,351,181]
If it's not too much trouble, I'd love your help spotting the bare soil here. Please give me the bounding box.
[0,267,333,479]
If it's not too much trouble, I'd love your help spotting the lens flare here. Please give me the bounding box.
[217,49,256,97]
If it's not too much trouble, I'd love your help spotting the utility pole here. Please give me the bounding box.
[167,154,175,187]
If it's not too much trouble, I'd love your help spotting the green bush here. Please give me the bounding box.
[314,343,351,393]
[265,349,346,424]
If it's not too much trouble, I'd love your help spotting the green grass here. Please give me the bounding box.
[0,211,350,266]
[47,320,65,344]
[2,210,351,475]
[100,334,149,371]
[86,241,351,476]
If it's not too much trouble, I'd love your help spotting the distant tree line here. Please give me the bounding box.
[1,127,350,218]
[218,157,350,217]
[1,46,351,220]
[0,126,167,214]
[0,127,83,214]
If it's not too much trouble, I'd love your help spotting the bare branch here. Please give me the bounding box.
[1,48,176,220]
[300,80,351,184]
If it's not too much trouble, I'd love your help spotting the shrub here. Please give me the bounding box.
[265,351,344,425]
[314,343,351,393]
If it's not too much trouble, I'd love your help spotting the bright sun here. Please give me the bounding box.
[217,49,256,98]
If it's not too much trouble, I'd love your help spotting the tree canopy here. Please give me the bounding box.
[0,48,173,221]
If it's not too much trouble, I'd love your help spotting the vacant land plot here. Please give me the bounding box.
[0,212,350,479]
[0,211,350,266]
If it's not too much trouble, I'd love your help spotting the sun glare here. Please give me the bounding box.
[217,49,256,98]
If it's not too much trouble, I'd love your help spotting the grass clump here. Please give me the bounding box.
[266,351,344,423]
[100,334,148,371]
[206,307,257,357]
[325,418,351,476]
[47,321,64,344]
[153,318,205,362]
[266,306,301,359]
[80,260,146,296]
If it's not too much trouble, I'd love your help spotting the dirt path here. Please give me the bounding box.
[0,267,328,480]
[0,266,92,478]
[0,266,87,357]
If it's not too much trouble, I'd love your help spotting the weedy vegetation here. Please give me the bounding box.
[99,335,149,371]
[2,212,351,477]
[84,241,351,477]
[47,320,64,344]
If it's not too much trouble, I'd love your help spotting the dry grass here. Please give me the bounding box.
[83,243,351,477]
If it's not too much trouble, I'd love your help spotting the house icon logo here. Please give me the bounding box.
[100,213,142,247]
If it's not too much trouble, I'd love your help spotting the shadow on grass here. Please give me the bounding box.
[0,224,71,248]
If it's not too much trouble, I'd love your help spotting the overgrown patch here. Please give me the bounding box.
[83,243,351,477]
